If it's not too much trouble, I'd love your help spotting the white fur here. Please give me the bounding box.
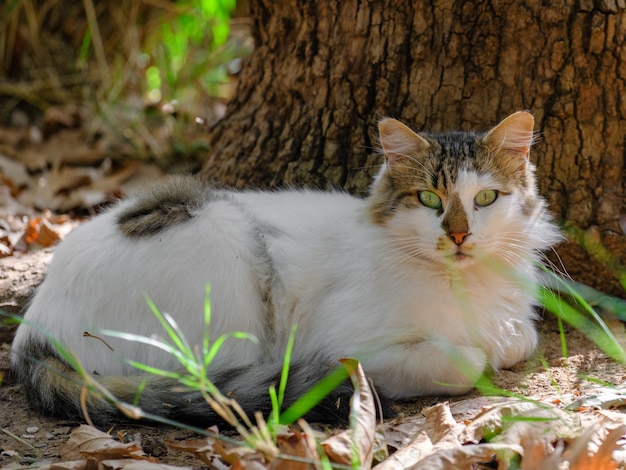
[12,172,560,399]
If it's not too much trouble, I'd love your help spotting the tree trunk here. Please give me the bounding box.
[200,0,626,297]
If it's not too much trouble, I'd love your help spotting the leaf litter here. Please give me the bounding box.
[0,104,172,258]
[20,376,626,469]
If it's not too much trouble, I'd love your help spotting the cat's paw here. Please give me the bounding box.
[369,342,487,398]
[496,320,538,369]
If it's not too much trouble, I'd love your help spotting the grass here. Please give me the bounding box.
[96,286,356,465]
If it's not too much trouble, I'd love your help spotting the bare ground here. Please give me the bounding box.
[0,250,625,468]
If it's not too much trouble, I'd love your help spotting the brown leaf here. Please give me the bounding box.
[374,430,434,469]
[37,218,62,247]
[411,442,523,470]
[270,429,318,469]
[460,400,580,445]
[322,359,378,468]
[421,402,464,446]
[61,425,155,462]
[32,459,99,470]
[165,436,244,466]
[375,402,464,470]
[567,425,626,470]
[519,434,563,470]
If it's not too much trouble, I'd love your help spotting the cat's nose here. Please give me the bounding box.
[449,231,469,246]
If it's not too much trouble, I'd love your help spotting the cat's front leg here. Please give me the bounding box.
[363,340,487,399]
[493,316,538,370]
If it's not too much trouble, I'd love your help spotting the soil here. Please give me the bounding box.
[0,251,625,468]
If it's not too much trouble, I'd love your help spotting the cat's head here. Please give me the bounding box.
[368,112,561,267]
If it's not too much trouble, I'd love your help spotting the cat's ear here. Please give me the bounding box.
[378,118,430,165]
[482,111,535,166]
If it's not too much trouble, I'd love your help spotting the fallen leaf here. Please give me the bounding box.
[382,414,426,452]
[37,459,189,470]
[270,429,318,469]
[421,401,464,446]
[412,442,523,470]
[374,430,434,469]
[519,435,562,470]
[322,359,378,468]
[567,425,625,470]
[460,400,580,445]
[567,387,626,411]
[165,436,244,466]
[36,218,62,247]
[61,425,155,462]
[375,402,464,470]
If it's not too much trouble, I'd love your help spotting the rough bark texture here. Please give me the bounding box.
[200,0,626,297]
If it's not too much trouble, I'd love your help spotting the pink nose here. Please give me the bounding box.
[449,232,469,246]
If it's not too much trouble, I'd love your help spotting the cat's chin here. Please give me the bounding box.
[443,252,476,267]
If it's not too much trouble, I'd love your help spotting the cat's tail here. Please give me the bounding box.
[11,335,371,426]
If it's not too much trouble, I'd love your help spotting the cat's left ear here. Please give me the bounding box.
[482,111,535,170]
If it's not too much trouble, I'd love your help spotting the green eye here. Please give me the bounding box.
[474,189,498,207]
[418,191,442,210]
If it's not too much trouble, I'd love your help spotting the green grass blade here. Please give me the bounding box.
[204,331,258,368]
[279,324,298,407]
[279,366,349,425]
[202,284,212,363]
[539,287,626,363]
[99,329,196,372]
[144,296,194,358]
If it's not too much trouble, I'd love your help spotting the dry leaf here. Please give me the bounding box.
[411,442,523,470]
[165,436,244,466]
[37,218,62,247]
[375,402,464,469]
[519,435,563,470]
[382,414,426,452]
[460,400,580,445]
[567,387,626,411]
[421,402,464,446]
[270,429,318,469]
[33,460,100,470]
[374,430,434,469]
[61,425,155,462]
[567,425,625,470]
[322,359,377,469]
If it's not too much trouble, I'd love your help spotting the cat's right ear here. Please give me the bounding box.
[378,118,430,165]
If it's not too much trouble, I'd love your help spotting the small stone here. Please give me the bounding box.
[1,450,19,457]
[20,434,35,439]
[25,426,39,434]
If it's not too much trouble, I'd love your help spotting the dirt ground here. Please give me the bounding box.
[1,251,625,468]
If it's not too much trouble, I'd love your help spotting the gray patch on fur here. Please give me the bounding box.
[117,176,212,237]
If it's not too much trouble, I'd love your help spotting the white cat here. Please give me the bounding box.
[11,111,560,424]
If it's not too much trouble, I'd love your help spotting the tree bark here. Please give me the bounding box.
[200,0,626,297]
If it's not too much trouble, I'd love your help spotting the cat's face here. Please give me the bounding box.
[368,112,559,268]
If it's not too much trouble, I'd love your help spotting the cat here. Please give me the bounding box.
[10,111,561,425]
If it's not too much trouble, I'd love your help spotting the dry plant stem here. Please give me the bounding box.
[83,331,115,351]
[80,386,96,428]
[82,0,111,89]
[298,419,325,470]
[0,427,36,450]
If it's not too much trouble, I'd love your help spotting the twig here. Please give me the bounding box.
[0,427,36,450]
[83,331,115,351]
